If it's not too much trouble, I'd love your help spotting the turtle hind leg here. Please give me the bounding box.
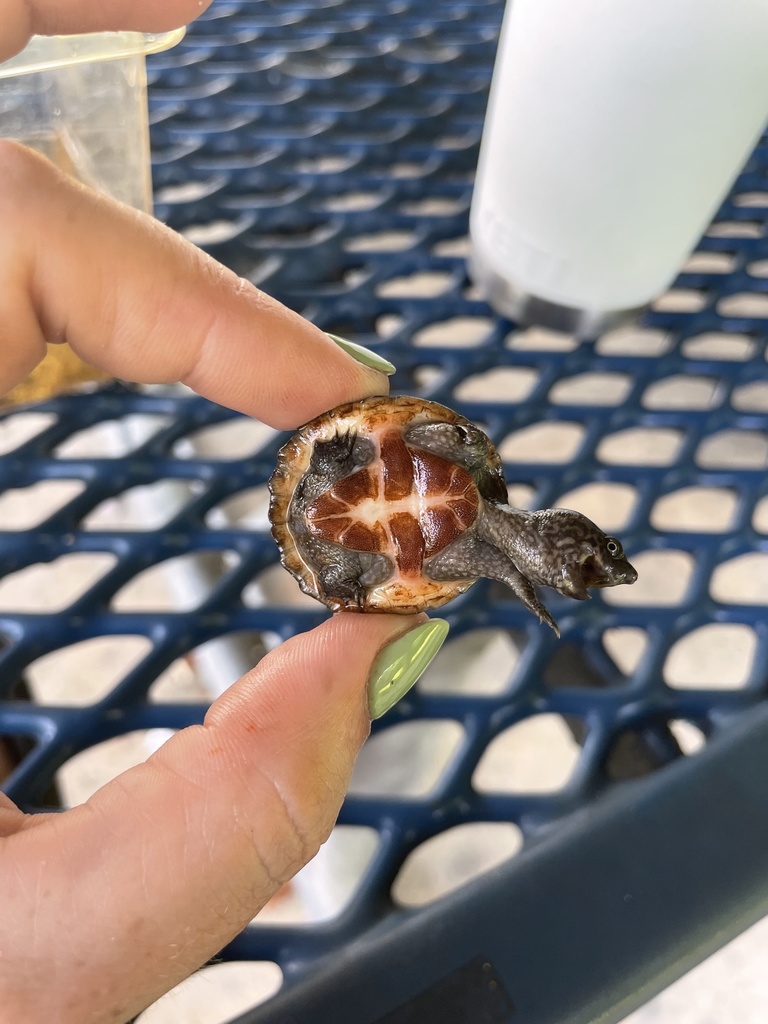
[318,563,368,610]
[296,535,392,611]
[424,533,560,636]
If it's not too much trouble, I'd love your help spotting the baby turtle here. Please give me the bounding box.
[268,395,637,634]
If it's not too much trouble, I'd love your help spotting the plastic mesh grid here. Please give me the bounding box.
[3,0,768,990]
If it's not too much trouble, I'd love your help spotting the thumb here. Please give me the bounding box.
[2,613,448,1024]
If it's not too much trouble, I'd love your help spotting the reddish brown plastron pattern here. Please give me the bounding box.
[269,395,493,613]
[380,429,414,501]
[412,449,479,555]
[304,425,479,579]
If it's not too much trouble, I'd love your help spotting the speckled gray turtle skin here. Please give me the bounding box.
[269,396,638,634]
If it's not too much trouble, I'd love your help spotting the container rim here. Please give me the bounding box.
[0,28,185,79]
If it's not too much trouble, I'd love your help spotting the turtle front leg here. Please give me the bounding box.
[424,532,560,636]
[294,430,375,506]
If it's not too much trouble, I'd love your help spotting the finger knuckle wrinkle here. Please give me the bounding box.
[246,769,321,882]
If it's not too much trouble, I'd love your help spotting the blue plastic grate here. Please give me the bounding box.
[3,0,768,1017]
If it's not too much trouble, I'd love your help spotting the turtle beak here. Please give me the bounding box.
[581,553,638,588]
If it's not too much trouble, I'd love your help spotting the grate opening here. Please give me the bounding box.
[419,628,523,696]
[651,487,738,533]
[707,220,762,238]
[53,415,171,459]
[173,418,276,459]
[56,728,176,809]
[505,326,578,352]
[595,325,670,357]
[602,724,681,782]
[602,628,650,678]
[83,479,202,531]
[549,372,631,407]
[472,713,581,795]
[149,631,278,702]
[243,562,320,609]
[718,293,768,319]
[652,289,709,314]
[751,496,768,533]
[0,480,86,530]
[111,551,240,613]
[544,641,621,690]
[0,412,58,455]
[321,191,388,212]
[697,429,768,469]
[350,720,465,798]
[205,485,272,530]
[498,422,585,464]
[734,191,768,208]
[642,375,719,410]
[27,636,153,706]
[711,554,768,604]
[505,482,536,508]
[597,427,683,467]
[682,251,736,274]
[374,313,406,339]
[376,270,455,298]
[454,366,539,403]
[344,229,418,253]
[0,553,118,613]
[668,720,707,755]
[392,822,523,908]
[682,332,755,360]
[431,235,470,258]
[602,550,693,607]
[731,381,768,412]
[256,825,380,925]
[664,624,756,690]
[413,316,494,348]
[136,961,283,1024]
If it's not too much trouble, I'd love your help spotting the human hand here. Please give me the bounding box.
[0,12,450,1020]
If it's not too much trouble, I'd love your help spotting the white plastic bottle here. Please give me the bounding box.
[469,0,768,335]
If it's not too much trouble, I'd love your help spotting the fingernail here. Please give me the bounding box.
[368,619,449,720]
[327,333,396,376]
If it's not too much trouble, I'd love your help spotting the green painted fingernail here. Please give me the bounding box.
[328,333,396,376]
[368,619,449,720]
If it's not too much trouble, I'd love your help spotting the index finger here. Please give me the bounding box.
[1,0,213,62]
[0,141,392,429]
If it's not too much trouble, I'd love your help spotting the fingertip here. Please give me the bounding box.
[204,611,425,736]
[0,9,31,63]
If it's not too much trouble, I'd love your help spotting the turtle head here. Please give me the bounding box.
[529,509,638,600]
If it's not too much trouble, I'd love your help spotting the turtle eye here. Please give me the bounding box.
[606,538,623,557]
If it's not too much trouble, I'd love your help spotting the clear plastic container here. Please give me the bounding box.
[0,30,184,213]
[0,31,184,404]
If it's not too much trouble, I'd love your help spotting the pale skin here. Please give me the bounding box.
[0,3,425,1021]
